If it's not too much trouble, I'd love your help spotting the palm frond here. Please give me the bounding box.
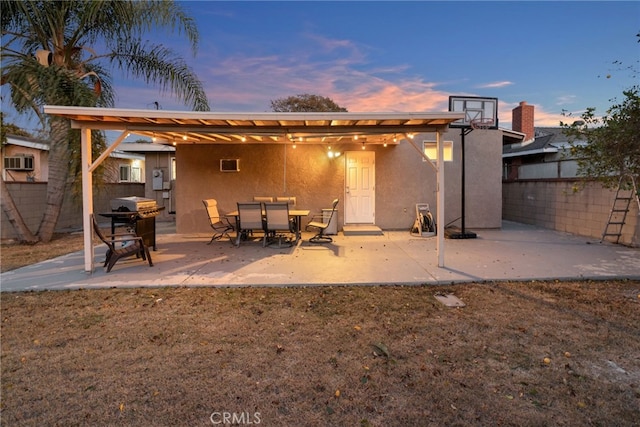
[110,40,209,111]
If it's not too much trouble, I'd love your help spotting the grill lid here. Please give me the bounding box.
[110,196,157,212]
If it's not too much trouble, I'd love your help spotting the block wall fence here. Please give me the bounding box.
[503,179,639,247]
[1,182,144,240]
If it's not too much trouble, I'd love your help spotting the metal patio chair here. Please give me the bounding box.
[236,202,266,246]
[306,198,339,243]
[263,202,296,248]
[202,199,235,244]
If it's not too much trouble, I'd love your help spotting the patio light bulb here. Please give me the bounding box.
[354,135,358,140]
[182,134,187,141]
[241,136,246,142]
[383,142,388,147]
[361,142,365,150]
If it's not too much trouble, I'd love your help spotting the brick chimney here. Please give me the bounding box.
[512,101,535,142]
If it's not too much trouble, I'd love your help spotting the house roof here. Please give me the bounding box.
[5,134,144,160]
[502,127,570,158]
[43,106,465,146]
[5,134,49,151]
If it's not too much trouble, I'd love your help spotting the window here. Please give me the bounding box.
[120,164,142,182]
[4,155,34,171]
[131,166,141,182]
[422,141,453,162]
[119,165,131,182]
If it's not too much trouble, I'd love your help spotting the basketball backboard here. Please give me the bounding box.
[448,96,498,129]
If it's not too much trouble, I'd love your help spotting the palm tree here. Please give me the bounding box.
[1,0,210,242]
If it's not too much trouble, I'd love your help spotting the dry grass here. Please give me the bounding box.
[1,233,86,273]
[1,280,639,426]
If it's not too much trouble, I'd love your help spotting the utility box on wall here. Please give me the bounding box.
[152,169,163,191]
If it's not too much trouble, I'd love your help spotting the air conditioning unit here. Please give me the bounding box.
[4,155,34,171]
[220,159,240,172]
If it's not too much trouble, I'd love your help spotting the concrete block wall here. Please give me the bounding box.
[503,180,639,247]
[1,182,145,240]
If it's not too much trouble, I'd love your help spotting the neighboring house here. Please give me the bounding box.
[501,102,638,246]
[2,134,145,183]
[2,134,49,182]
[502,101,584,180]
[1,134,147,240]
[118,141,176,220]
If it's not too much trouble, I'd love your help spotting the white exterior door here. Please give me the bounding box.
[345,151,375,224]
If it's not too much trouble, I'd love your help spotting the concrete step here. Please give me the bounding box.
[342,225,384,236]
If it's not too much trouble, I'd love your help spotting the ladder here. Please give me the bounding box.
[601,174,640,244]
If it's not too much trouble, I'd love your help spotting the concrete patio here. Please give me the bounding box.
[1,220,638,292]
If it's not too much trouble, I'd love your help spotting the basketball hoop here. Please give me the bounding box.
[470,118,494,130]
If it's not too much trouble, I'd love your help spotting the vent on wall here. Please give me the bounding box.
[220,159,240,172]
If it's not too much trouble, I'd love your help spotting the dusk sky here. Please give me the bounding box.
[4,1,639,134]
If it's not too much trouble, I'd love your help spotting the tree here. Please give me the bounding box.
[1,0,210,242]
[561,86,640,189]
[271,94,348,112]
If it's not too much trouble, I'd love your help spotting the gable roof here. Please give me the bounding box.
[503,127,572,158]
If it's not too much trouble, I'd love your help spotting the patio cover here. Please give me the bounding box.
[43,106,464,273]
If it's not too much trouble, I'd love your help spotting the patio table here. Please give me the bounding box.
[226,209,310,245]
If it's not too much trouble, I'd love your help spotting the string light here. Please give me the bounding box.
[361,142,365,150]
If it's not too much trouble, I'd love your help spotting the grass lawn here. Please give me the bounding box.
[1,280,639,426]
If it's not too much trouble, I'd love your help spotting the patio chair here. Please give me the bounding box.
[264,202,296,248]
[236,202,266,246]
[91,214,152,272]
[306,198,339,243]
[253,196,273,203]
[275,196,297,207]
[202,199,235,244]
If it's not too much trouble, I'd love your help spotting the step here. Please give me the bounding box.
[342,225,384,236]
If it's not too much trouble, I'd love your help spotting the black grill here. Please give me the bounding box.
[101,199,165,251]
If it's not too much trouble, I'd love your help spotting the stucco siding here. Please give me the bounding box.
[175,128,503,234]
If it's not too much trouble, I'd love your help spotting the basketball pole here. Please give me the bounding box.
[445,127,477,239]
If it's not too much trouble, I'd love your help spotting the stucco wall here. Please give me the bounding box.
[502,180,639,247]
[1,182,145,240]
[175,128,503,234]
